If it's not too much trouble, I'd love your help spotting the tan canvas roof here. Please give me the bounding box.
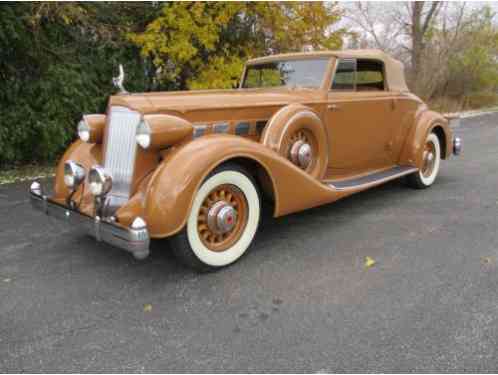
[247,49,409,92]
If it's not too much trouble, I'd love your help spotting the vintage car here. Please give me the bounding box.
[30,49,462,271]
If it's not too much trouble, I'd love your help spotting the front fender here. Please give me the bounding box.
[135,134,339,238]
[398,110,452,168]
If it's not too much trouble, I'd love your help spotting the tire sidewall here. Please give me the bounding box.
[186,170,260,267]
[419,133,441,186]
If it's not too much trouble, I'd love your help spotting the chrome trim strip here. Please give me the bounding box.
[326,166,418,190]
[30,184,150,260]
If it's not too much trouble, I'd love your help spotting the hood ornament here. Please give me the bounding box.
[112,64,128,94]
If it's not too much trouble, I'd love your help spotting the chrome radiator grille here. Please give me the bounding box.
[104,106,141,206]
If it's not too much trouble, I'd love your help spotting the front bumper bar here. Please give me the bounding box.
[30,182,150,260]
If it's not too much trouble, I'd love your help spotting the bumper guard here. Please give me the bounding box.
[30,182,150,260]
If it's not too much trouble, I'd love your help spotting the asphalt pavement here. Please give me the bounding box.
[1,113,497,372]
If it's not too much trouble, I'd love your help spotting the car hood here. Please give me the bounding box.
[109,88,324,115]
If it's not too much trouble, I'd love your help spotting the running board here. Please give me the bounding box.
[325,166,418,190]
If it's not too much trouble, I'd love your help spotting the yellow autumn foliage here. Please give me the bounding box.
[129,2,346,90]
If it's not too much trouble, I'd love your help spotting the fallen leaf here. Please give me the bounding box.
[365,256,376,268]
[143,304,152,312]
[481,256,493,264]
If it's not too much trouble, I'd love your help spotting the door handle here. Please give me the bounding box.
[328,103,340,111]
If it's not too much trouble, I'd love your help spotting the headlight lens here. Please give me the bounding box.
[63,161,86,190]
[88,166,112,196]
[77,120,91,142]
[136,120,151,149]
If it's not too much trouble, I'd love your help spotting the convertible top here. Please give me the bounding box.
[247,49,409,93]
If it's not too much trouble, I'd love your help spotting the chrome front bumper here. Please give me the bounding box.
[29,182,150,260]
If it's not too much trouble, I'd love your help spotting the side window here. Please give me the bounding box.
[356,59,385,91]
[331,59,355,90]
[244,66,283,88]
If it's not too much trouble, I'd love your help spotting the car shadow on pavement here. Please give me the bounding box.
[65,174,446,284]
[255,178,408,245]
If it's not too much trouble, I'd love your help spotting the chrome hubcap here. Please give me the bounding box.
[290,141,312,169]
[207,201,237,234]
[424,151,434,164]
[422,141,436,177]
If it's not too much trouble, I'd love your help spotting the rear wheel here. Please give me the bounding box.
[405,132,441,189]
[170,163,261,271]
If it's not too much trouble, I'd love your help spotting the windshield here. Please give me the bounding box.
[242,58,330,89]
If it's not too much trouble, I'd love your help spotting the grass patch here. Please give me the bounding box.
[0,164,55,185]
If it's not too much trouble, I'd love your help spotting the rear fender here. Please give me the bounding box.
[398,110,452,168]
[133,134,337,238]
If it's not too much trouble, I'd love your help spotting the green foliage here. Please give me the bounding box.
[0,3,159,166]
[244,68,283,89]
[0,2,347,167]
[448,6,498,96]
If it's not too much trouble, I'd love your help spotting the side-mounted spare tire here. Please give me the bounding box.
[261,104,328,180]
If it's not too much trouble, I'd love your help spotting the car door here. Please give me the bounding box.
[326,58,398,174]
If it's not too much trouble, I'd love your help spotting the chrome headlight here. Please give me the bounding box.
[77,120,91,142]
[77,115,105,143]
[136,120,151,149]
[88,166,112,196]
[64,161,86,190]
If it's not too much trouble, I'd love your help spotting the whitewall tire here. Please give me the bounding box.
[406,132,441,189]
[170,163,261,271]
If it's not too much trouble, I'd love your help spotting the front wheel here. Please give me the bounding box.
[405,132,441,189]
[170,163,261,271]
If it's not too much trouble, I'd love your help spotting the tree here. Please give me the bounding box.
[0,3,160,166]
[409,2,442,80]
[345,2,498,105]
[129,2,346,90]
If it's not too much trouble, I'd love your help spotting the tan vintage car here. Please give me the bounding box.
[30,49,462,270]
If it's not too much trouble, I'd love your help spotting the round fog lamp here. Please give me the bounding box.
[64,161,86,190]
[88,166,112,196]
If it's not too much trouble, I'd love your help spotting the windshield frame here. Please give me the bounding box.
[240,57,334,90]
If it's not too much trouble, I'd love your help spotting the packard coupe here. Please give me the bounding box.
[30,49,462,270]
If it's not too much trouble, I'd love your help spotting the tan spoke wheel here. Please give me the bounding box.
[170,164,261,271]
[284,128,318,173]
[405,132,441,189]
[197,184,248,253]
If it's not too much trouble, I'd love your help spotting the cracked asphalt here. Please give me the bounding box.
[1,113,497,372]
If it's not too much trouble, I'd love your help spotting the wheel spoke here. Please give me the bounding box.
[197,183,248,252]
